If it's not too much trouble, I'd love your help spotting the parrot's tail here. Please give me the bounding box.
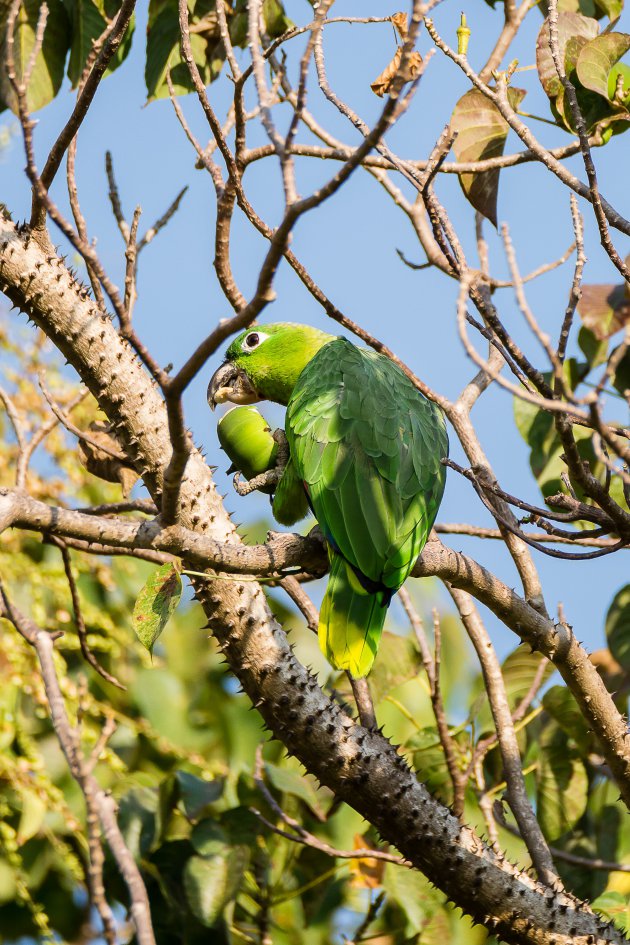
[319,552,390,678]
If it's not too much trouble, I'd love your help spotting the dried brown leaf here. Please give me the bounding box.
[78,422,139,497]
[577,283,630,339]
[590,647,626,683]
[371,47,422,97]
[391,12,408,41]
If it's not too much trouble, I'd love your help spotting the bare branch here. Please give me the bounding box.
[349,676,377,731]
[105,151,130,241]
[55,539,126,690]
[447,586,558,885]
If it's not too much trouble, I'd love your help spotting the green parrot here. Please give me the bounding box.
[208,323,448,677]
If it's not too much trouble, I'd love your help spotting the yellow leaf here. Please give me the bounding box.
[349,834,386,889]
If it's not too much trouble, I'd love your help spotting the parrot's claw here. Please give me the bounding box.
[232,464,284,496]
[272,428,290,466]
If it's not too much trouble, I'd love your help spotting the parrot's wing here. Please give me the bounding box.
[287,339,448,590]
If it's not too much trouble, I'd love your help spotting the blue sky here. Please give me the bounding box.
[1,0,629,659]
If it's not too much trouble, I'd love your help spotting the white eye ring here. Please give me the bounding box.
[241,330,269,352]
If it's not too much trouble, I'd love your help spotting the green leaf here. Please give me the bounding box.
[383,860,442,935]
[538,0,598,18]
[175,770,224,821]
[183,848,248,927]
[450,87,526,226]
[191,818,228,856]
[536,16,630,131]
[537,728,588,840]
[262,0,293,37]
[595,0,623,18]
[513,361,606,505]
[501,647,553,709]
[513,393,554,463]
[612,345,630,395]
[605,584,630,672]
[471,647,552,735]
[542,685,592,754]
[536,12,599,100]
[596,797,630,868]
[366,630,422,704]
[219,807,262,846]
[67,0,105,86]
[144,4,181,100]
[592,891,630,932]
[16,789,47,845]
[578,325,609,366]
[0,0,71,112]
[145,0,225,101]
[132,563,182,654]
[191,810,257,860]
[408,726,465,804]
[553,80,625,132]
[66,0,134,88]
[0,860,17,906]
[227,0,249,47]
[118,787,158,860]
[265,762,324,817]
[576,31,630,99]
[553,829,605,899]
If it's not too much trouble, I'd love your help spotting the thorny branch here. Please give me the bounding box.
[2,0,630,940]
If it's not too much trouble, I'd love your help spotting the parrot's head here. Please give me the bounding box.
[207,322,335,409]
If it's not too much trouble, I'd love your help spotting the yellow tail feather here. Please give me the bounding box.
[319,553,388,677]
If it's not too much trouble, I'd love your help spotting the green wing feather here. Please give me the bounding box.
[286,338,448,676]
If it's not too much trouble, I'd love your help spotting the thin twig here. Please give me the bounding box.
[252,746,407,866]
[38,378,123,461]
[55,540,126,690]
[448,586,558,885]
[398,589,466,814]
[105,151,130,241]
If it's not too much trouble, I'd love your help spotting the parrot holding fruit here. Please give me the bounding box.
[208,323,448,677]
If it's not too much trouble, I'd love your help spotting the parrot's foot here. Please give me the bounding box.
[271,428,290,466]
[232,429,289,497]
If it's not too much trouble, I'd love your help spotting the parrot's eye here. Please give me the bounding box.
[241,331,268,352]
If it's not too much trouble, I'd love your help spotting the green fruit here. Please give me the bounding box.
[217,406,278,488]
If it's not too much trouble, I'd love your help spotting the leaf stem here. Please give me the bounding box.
[516,109,562,128]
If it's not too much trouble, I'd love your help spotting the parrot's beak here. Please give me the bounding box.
[207,362,259,411]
